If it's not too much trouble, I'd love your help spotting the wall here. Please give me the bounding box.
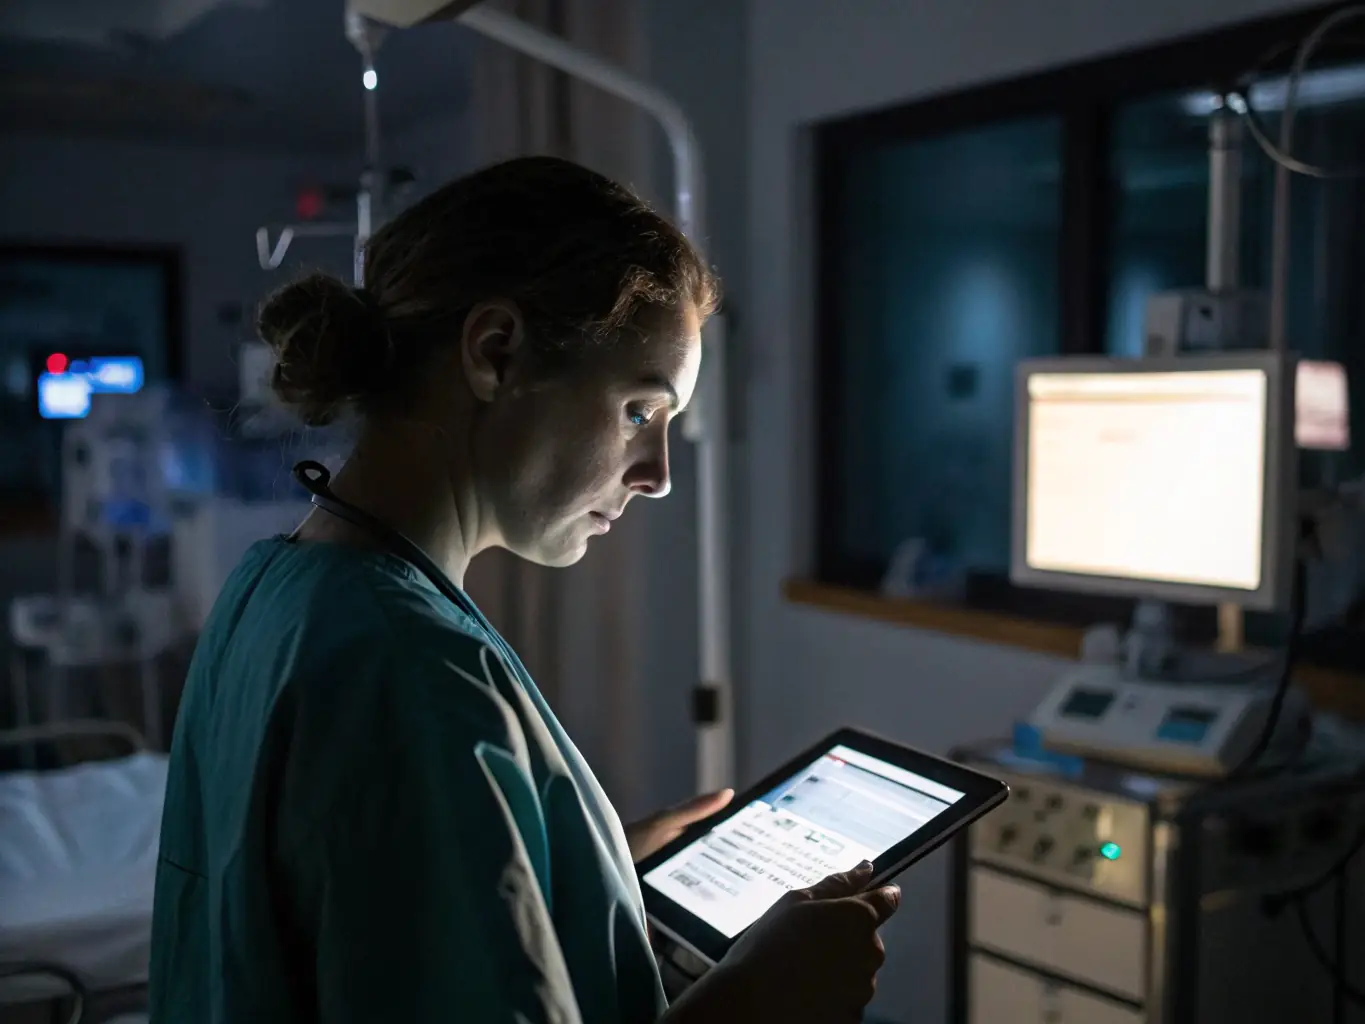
[0,135,362,392]
[742,2,1325,1022]
[385,100,475,198]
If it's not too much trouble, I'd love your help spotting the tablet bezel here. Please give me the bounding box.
[637,726,1009,965]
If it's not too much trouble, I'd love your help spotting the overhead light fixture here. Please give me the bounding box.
[1180,63,1365,116]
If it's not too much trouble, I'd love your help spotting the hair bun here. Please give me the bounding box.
[256,273,388,426]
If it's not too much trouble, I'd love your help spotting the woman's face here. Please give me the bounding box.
[471,302,703,567]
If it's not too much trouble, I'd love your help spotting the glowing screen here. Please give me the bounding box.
[1025,369,1267,591]
[36,355,144,419]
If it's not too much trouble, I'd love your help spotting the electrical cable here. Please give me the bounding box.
[1227,546,1309,779]
[1237,28,1365,81]
[1257,768,1365,1014]
[1260,4,1365,350]
[1295,892,1365,1008]
[1266,810,1365,910]
[1236,96,1365,179]
[1231,15,1365,180]
[1216,8,1365,1008]
[1333,866,1348,1024]
[0,962,85,1024]
[1215,505,1359,793]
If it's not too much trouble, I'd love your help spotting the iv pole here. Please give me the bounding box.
[1208,104,1246,654]
[255,13,388,286]
[262,0,736,793]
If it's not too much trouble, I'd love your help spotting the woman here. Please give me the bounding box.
[149,156,899,1023]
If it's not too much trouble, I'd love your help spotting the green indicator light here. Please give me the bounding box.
[1099,842,1122,861]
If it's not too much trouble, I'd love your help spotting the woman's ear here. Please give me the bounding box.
[461,301,526,402]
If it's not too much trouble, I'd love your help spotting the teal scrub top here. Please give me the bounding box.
[148,537,666,1024]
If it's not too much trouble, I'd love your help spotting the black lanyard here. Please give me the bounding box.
[292,460,485,624]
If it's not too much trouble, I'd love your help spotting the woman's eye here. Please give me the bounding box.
[627,405,654,427]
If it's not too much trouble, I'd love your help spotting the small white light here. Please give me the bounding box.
[363,69,378,91]
[1180,63,1365,117]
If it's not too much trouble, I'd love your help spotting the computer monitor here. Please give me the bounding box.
[1011,353,1297,612]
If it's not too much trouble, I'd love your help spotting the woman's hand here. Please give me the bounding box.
[663,862,900,1024]
[625,789,734,862]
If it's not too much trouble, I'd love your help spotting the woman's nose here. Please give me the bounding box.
[627,435,671,498]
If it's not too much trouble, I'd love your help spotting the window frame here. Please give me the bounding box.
[812,2,1352,632]
[0,242,185,535]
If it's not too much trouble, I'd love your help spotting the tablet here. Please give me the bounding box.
[638,727,1009,964]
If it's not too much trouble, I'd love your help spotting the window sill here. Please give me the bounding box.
[782,578,1365,724]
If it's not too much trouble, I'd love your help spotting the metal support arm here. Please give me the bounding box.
[274,0,736,792]
[459,7,704,242]
[453,6,735,791]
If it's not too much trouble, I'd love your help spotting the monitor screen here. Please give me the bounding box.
[1156,706,1219,744]
[1024,368,1267,591]
[34,354,145,420]
[1060,688,1116,720]
[640,745,964,939]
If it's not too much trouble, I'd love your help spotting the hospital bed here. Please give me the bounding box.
[0,720,165,1024]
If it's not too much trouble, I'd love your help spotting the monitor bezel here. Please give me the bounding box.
[1010,352,1298,613]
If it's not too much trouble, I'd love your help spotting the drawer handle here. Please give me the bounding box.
[1042,983,1062,1023]
[1044,892,1064,926]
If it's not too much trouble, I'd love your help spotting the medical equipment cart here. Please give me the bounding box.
[948,740,1365,1024]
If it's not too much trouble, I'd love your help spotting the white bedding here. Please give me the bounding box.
[0,752,167,1003]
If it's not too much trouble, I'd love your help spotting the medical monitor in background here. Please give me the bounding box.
[1011,354,1297,612]
[35,353,146,420]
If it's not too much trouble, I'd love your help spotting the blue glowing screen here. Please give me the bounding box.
[37,355,144,419]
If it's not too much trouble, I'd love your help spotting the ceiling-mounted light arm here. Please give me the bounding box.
[456,5,732,792]
[459,6,703,242]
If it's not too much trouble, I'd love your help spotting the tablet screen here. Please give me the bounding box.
[641,744,965,938]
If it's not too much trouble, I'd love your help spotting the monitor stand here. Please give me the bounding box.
[1026,601,1309,778]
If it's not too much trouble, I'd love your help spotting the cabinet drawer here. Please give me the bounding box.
[970,867,1147,1001]
[970,953,1145,1024]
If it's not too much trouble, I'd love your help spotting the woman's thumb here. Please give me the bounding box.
[674,788,734,820]
[803,860,875,900]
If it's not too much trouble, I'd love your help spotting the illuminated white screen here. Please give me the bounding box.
[642,745,963,939]
[37,373,92,419]
[1025,369,1267,591]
